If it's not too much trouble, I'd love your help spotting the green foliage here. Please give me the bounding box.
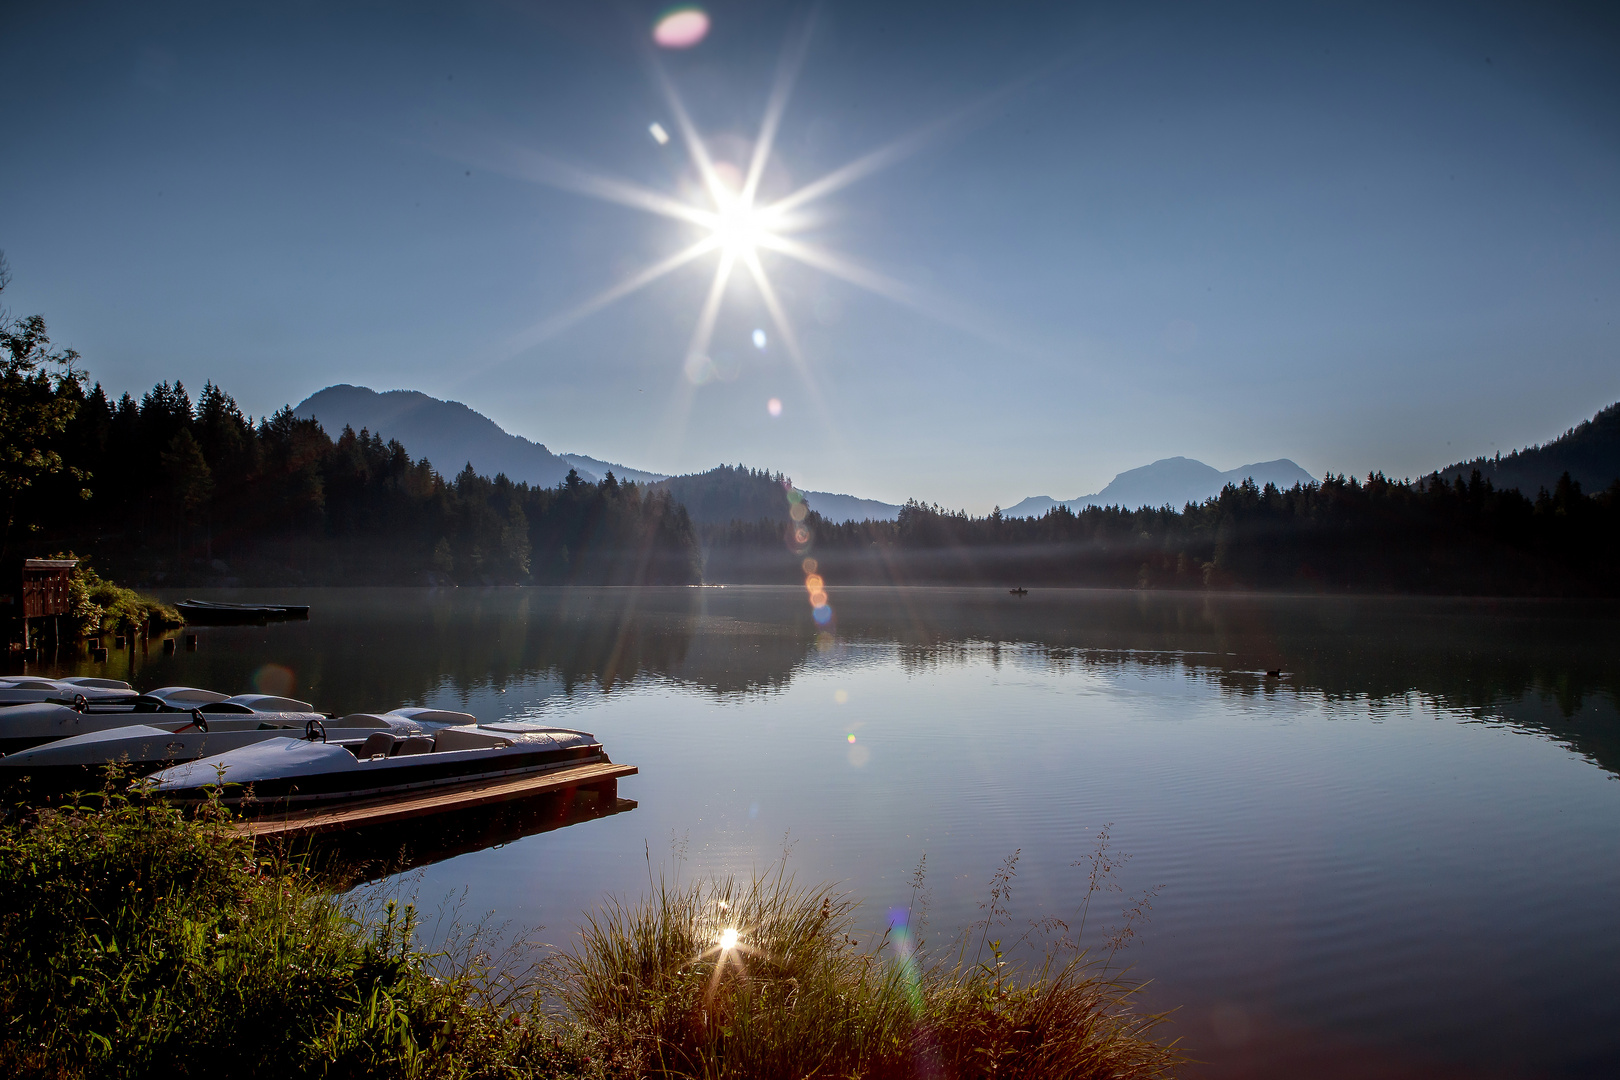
[60,560,182,637]
[0,788,587,1079]
[0,798,1181,1079]
[0,254,88,556]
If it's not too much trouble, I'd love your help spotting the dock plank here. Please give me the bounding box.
[237,761,637,838]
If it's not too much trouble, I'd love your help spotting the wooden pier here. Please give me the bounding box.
[236,760,637,839]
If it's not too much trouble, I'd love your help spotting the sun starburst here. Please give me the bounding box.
[491,18,1044,396]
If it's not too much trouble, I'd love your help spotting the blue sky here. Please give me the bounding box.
[4,1,1617,511]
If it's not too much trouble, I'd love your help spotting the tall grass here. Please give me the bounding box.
[552,854,1180,1079]
[0,788,1181,1079]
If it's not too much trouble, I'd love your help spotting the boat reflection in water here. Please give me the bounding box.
[288,787,636,888]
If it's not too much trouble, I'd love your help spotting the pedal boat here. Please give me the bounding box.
[145,720,605,809]
[0,701,474,787]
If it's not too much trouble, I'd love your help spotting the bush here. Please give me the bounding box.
[0,787,583,1079]
[60,559,181,638]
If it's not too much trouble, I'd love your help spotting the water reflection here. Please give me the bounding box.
[11,586,1619,1078]
[305,792,638,889]
[19,586,1618,777]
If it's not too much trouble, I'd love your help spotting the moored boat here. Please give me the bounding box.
[0,706,470,788]
[0,676,139,708]
[176,600,311,625]
[146,720,606,809]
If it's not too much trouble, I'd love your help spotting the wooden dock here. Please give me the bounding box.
[237,761,637,839]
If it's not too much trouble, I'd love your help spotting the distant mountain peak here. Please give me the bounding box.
[1005,456,1316,517]
[295,384,576,487]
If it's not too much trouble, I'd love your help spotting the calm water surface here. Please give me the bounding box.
[34,586,1620,1078]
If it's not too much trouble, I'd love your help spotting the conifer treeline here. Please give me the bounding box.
[20,380,701,586]
[703,471,1620,595]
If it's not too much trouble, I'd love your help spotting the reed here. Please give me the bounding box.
[0,789,1180,1078]
[548,858,1181,1079]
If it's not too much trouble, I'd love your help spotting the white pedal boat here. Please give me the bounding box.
[0,690,326,756]
[145,720,605,808]
[0,676,139,708]
[0,705,479,787]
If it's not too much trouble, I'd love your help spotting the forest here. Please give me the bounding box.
[22,378,702,587]
[702,468,1620,596]
[0,303,700,588]
[4,278,1617,597]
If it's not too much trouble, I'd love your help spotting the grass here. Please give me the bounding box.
[0,788,1182,1079]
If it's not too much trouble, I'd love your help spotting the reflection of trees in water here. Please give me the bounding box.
[67,586,1619,775]
[843,589,1620,778]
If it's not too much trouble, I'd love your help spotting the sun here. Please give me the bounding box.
[496,14,1021,384]
[710,194,774,260]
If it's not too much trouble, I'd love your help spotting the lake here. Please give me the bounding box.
[34,586,1620,1078]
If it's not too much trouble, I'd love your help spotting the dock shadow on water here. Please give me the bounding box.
[301,789,640,889]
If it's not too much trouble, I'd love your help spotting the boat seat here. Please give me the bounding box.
[357,731,398,759]
[432,727,515,752]
[391,735,436,757]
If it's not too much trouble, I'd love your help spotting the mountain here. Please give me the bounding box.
[297,385,902,522]
[1005,457,1317,517]
[295,385,576,487]
[559,453,668,485]
[1434,401,1620,495]
[800,490,902,522]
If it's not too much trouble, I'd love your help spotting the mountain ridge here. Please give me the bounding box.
[1433,401,1620,496]
[293,384,902,522]
[295,385,578,488]
[1004,457,1317,517]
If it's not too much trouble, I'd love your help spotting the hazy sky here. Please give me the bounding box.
[4,1,1618,511]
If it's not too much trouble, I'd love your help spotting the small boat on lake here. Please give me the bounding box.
[147,719,609,810]
[0,691,327,756]
[177,599,311,625]
[0,676,138,708]
[1009,587,1029,596]
[0,686,274,754]
[0,705,475,786]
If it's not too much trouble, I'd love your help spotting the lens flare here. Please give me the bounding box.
[888,909,926,1014]
[653,8,710,49]
[767,397,782,417]
[847,733,856,743]
[252,663,295,696]
[649,122,671,145]
[753,328,768,349]
[718,927,739,951]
